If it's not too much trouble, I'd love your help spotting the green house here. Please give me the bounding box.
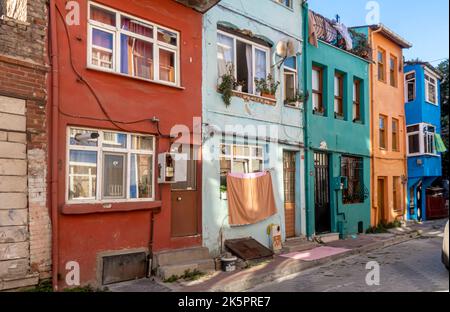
[303,8,371,238]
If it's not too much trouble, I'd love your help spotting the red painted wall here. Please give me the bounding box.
[53,0,203,287]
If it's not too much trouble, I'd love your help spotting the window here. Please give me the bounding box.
[425,72,438,104]
[334,72,344,117]
[0,0,27,22]
[67,127,155,202]
[312,66,323,113]
[392,118,399,151]
[88,3,179,85]
[377,49,386,82]
[219,143,264,187]
[393,177,401,212]
[389,56,397,87]
[341,156,364,204]
[217,31,270,95]
[284,56,298,107]
[353,79,361,122]
[407,123,437,156]
[379,115,387,149]
[405,72,416,102]
[275,0,293,8]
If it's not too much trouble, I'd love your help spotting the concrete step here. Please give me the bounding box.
[315,233,340,244]
[154,247,210,267]
[282,238,318,253]
[158,259,215,280]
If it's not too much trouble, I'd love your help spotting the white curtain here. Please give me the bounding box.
[246,44,253,93]
[217,34,234,76]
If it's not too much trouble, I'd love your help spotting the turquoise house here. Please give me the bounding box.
[303,9,371,238]
[202,0,305,255]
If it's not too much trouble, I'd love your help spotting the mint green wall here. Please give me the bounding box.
[304,39,371,237]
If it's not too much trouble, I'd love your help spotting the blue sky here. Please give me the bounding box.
[307,0,449,64]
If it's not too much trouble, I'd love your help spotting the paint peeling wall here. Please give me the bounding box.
[202,0,305,256]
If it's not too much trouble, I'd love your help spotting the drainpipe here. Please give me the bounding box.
[49,0,60,291]
[370,26,382,226]
[301,0,311,237]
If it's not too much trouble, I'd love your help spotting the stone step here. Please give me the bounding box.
[315,233,340,244]
[153,247,210,267]
[282,239,318,253]
[158,259,215,280]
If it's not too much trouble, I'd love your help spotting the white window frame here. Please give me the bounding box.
[217,30,271,96]
[273,0,293,9]
[66,127,156,204]
[404,71,416,103]
[87,1,180,86]
[220,143,264,174]
[424,70,438,105]
[406,123,439,157]
[283,56,298,107]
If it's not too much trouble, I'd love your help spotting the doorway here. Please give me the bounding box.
[283,151,296,238]
[377,177,386,224]
[171,146,198,237]
[314,152,331,234]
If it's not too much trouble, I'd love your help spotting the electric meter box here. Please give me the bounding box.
[157,153,187,184]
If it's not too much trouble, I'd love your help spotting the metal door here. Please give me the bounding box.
[283,151,296,238]
[314,152,331,233]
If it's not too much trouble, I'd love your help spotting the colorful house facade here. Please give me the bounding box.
[352,25,412,226]
[404,61,444,221]
[304,10,371,238]
[202,0,305,255]
[50,0,218,288]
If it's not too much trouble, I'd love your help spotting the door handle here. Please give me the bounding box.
[177,197,182,201]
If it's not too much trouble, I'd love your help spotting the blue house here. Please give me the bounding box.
[404,61,445,221]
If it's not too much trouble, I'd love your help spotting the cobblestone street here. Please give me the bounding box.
[251,236,449,292]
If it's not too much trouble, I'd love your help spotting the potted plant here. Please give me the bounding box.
[220,185,227,200]
[285,91,305,106]
[218,63,237,106]
[234,80,245,93]
[254,74,280,99]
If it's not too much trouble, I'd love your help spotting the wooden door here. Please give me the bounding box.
[377,178,386,223]
[171,147,198,237]
[283,151,296,238]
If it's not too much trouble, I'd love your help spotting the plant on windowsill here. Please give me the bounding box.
[234,80,246,93]
[254,74,280,100]
[284,91,305,107]
[313,107,325,115]
[218,63,237,107]
[334,112,344,119]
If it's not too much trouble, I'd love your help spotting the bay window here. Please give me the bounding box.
[217,30,270,95]
[407,123,438,156]
[67,127,155,203]
[88,2,179,85]
[425,72,438,104]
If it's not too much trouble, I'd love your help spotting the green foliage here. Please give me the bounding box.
[164,269,205,283]
[438,59,449,179]
[254,74,280,95]
[218,63,237,106]
[285,91,305,104]
[366,220,402,234]
[24,280,53,292]
[348,30,372,60]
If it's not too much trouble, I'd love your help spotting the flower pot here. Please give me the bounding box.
[235,85,243,92]
[220,191,227,200]
[261,92,275,100]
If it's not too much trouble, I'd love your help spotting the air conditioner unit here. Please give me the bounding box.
[157,153,187,184]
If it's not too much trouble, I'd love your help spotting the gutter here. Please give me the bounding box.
[49,0,60,291]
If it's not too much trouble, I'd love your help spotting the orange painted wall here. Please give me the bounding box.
[370,30,408,226]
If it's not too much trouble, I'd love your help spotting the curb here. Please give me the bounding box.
[209,232,420,292]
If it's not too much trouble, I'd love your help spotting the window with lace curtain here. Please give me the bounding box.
[88,2,179,86]
[0,0,27,22]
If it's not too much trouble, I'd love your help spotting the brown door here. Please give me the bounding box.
[377,178,386,224]
[171,146,198,237]
[283,151,296,238]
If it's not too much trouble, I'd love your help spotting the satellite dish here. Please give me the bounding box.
[276,38,301,58]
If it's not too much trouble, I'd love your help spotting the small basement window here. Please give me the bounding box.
[0,0,27,22]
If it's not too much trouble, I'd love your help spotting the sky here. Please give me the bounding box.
[307,0,449,64]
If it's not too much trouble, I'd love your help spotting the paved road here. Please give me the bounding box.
[251,236,449,292]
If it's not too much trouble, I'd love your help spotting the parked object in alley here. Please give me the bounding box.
[443,221,449,270]
[220,253,237,272]
[225,238,274,262]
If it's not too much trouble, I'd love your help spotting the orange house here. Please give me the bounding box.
[353,25,412,226]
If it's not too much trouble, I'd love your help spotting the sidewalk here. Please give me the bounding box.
[108,219,447,292]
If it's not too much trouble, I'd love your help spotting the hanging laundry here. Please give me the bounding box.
[308,11,318,48]
[435,133,447,153]
[332,21,353,51]
[226,171,277,226]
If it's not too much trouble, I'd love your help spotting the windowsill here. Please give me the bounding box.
[284,102,303,110]
[425,101,439,106]
[334,114,345,120]
[271,0,294,11]
[313,110,325,116]
[231,90,277,106]
[62,200,162,215]
[343,202,365,206]
[353,119,363,124]
[407,153,441,158]
[86,66,185,90]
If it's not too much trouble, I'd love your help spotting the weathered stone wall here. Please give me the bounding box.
[0,0,50,291]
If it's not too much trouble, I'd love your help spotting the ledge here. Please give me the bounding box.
[62,201,162,215]
[231,90,277,106]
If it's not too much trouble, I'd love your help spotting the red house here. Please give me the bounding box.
[49,0,218,289]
